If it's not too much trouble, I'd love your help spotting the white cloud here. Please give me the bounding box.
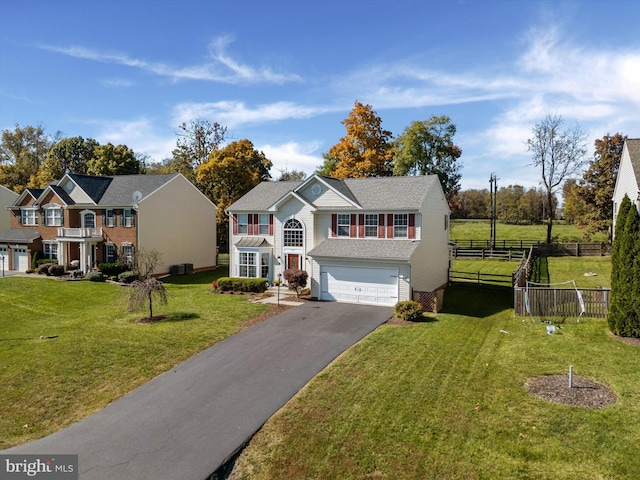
[37,36,302,85]
[258,141,324,177]
[90,117,175,162]
[172,101,335,128]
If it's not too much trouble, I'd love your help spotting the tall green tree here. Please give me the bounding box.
[328,101,394,178]
[37,136,99,185]
[316,152,339,177]
[170,119,227,181]
[393,115,462,203]
[0,124,58,192]
[527,113,588,244]
[87,143,141,176]
[573,133,627,239]
[197,139,272,250]
[608,195,640,337]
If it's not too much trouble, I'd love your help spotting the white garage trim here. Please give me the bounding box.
[13,247,28,272]
[320,266,398,306]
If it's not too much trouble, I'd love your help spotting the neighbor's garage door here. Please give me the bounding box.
[13,247,28,271]
[320,266,398,306]
[0,246,8,271]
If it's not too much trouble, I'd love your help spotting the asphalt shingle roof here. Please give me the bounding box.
[97,174,179,206]
[228,181,302,211]
[228,175,441,211]
[307,238,419,261]
[0,228,40,243]
[627,139,640,186]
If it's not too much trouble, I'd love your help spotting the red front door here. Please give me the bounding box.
[286,254,300,270]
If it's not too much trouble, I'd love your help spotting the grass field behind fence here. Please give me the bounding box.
[451,219,609,243]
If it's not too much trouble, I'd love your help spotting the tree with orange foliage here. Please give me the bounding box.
[327,101,394,178]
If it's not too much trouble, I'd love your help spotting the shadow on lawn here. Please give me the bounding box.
[441,282,513,318]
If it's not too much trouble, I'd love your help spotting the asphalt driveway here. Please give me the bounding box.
[4,302,392,480]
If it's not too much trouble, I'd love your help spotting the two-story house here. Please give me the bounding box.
[612,138,640,236]
[227,174,451,310]
[0,173,217,275]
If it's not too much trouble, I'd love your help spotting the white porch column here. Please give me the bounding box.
[57,241,65,268]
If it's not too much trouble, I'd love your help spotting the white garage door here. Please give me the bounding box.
[13,247,28,271]
[320,266,398,306]
[0,247,8,271]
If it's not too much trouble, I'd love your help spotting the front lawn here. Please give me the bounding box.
[230,285,640,479]
[0,270,269,448]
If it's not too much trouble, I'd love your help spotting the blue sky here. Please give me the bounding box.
[1,0,639,191]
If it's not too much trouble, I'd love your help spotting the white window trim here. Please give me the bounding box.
[337,214,350,237]
[43,204,63,227]
[237,213,248,235]
[80,209,96,229]
[393,213,408,238]
[21,207,38,226]
[364,214,378,237]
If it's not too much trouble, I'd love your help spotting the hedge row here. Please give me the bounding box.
[216,277,269,293]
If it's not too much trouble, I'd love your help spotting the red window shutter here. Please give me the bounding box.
[232,214,238,235]
[359,214,364,237]
[409,213,416,239]
[331,214,337,237]
[387,214,393,238]
[247,215,253,235]
[350,214,356,238]
[253,214,259,236]
[378,214,385,238]
[269,214,273,235]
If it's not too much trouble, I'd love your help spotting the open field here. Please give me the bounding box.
[0,269,268,448]
[451,219,609,243]
[230,285,640,480]
[453,256,612,289]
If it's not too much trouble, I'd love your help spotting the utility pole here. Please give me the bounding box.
[489,173,498,249]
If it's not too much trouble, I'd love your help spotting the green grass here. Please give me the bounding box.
[454,257,612,289]
[451,219,608,243]
[230,285,640,480]
[0,268,268,448]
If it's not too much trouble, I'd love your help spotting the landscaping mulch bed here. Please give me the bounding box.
[136,315,168,324]
[612,334,640,347]
[525,375,617,409]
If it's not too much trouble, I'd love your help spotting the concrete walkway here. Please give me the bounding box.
[4,302,392,480]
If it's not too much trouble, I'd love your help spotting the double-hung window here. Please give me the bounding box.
[237,214,248,234]
[394,214,408,238]
[261,252,270,278]
[104,209,116,227]
[122,209,134,227]
[121,244,134,265]
[104,243,116,263]
[258,214,270,235]
[21,208,38,226]
[337,214,350,237]
[238,252,257,277]
[364,214,378,237]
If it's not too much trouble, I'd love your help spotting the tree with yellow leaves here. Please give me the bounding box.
[326,101,394,178]
[197,139,272,250]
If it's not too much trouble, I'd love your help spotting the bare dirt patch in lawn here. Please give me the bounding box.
[611,334,640,347]
[525,375,617,409]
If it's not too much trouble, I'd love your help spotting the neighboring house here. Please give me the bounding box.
[0,184,19,271]
[0,173,217,275]
[227,174,451,310]
[612,138,640,236]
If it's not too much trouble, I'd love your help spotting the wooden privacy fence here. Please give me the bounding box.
[514,287,611,318]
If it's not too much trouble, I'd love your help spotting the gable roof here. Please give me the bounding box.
[228,180,301,211]
[228,174,444,212]
[97,174,180,206]
[67,174,113,203]
[626,139,640,185]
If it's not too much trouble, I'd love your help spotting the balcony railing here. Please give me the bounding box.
[57,227,103,239]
